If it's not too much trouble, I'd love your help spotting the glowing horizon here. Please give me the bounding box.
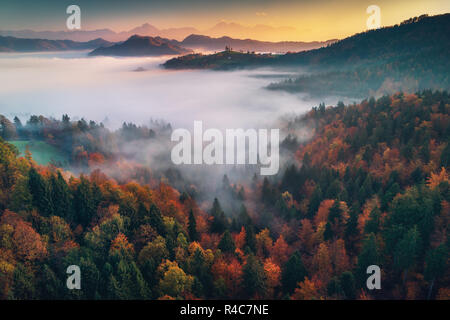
[0,0,449,41]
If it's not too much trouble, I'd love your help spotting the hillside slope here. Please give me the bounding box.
[89,35,192,57]
[165,14,450,97]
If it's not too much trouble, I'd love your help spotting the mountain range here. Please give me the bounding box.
[0,23,195,42]
[0,33,335,55]
[0,21,305,42]
[0,36,112,52]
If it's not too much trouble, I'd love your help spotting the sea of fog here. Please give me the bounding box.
[0,51,344,131]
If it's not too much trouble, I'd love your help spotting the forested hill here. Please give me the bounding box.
[270,14,450,97]
[164,14,450,97]
[89,35,192,57]
[165,14,450,70]
[0,91,448,300]
[163,50,276,70]
[276,13,450,67]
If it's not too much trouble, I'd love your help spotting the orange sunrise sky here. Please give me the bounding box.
[0,0,449,41]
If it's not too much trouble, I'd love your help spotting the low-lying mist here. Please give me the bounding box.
[0,51,342,129]
[0,51,351,210]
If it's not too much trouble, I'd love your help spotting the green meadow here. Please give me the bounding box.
[9,140,69,166]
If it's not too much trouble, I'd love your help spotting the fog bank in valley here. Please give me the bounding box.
[0,51,351,208]
[0,51,341,130]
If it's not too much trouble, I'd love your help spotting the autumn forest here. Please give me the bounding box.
[0,90,449,300]
[0,3,449,303]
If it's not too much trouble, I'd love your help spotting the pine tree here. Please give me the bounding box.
[328,200,342,223]
[238,204,252,228]
[356,233,379,286]
[308,185,322,218]
[28,167,53,216]
[37,264,61,299]
[345,203,359,240]
[10,175,32,212]
[261,177,274,205]
[364,207,381,234]
[210,198,228,233]
[11,263,35,299]
[218,230,235,253]
[13,116,23,138]
[424,244,448,299]
[149,204,165,236]
[136,203,148,227]
[244,224,256,253]
[359,174,374,202]
[440,141,450,167]
[73,175,95,226]
[394,226,422,286]
[50,171,72,220]
[327,277,341,297]
[188,209,198,241]
[339,271,356,299]
[281,251,307,294]
[420,142,430,163]
[242,254,266,298]
[91,182,102,211]
[323,221,333,241]
[326,179,341,199]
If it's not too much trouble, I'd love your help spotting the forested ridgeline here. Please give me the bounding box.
[165,14,450,98]
[268,14,450,97]
[0,90,449,299]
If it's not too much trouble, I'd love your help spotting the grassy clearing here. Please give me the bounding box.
[9,140,69,166]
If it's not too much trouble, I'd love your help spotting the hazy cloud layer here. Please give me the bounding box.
[0,51,350,202]
[0,51,339,130]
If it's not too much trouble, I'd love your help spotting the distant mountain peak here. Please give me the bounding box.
[127,23,159,34]
[89,34,192,57]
